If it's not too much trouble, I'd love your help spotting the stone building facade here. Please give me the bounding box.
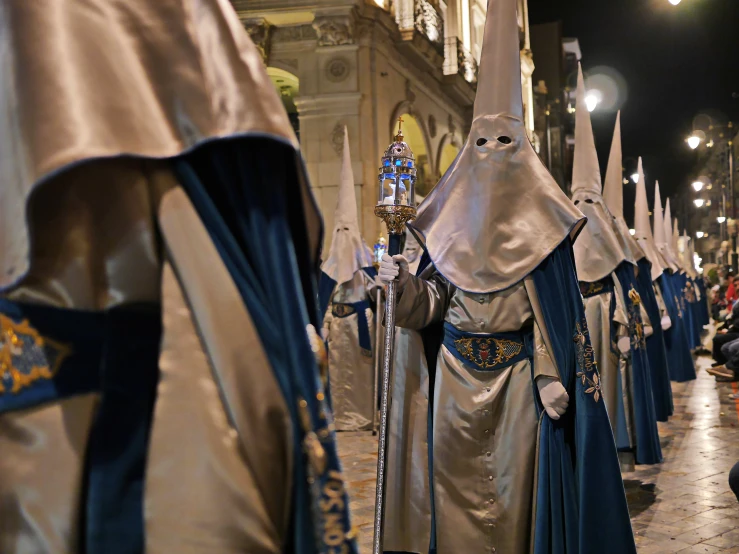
[233,0,535,250]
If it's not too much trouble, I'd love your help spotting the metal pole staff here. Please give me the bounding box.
[372,120,417,554]
[372,235,387,435]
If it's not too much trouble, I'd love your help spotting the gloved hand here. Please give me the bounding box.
[644,325,654,338]
[321,327,329,341]
[537,377,569,420]
[379,254,410,289]
[617,336,631,355]
[661,315,672,331]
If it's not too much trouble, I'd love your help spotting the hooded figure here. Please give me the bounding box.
[320,128,378,431]
[378,0,636,552]
[0,2,356,553]
[645,179,696,382]
[571,73,661,467]
[668,210,702,350]
[604,116,673,422]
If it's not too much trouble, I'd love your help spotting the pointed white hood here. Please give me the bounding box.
[603,112,647,267]
[321,127,373,285]
[680,230,697,278]
[633,158,667,279]
[653,181,679,272]
[572,70,633,283]
[409,0,584,293]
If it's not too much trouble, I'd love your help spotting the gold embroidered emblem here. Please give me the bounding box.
[454,336,523,369]
[574,319,601,402]
[674,296,684,319]
[331,303,356,318]
[0,314,71,395]
[684,283,696,303]
[627,287,646,350]
[307,324,329,388]
[580,281,605,297]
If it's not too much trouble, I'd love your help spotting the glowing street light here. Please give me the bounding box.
[629,229,636,235]
[631,173,640,184]
[687,135,702,150]
[696,231,705,238]
[584,92,600,113]
[692,181,704,192]
[669,0,682,5]
[718,216,727,223]
[694,199,705,208]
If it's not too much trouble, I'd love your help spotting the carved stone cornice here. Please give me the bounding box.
[312,15,355,47]
[242,18,273,62]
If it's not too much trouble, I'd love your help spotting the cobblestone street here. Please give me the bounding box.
[337,355,739,553]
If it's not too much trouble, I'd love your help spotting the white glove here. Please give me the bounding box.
[644,325,654,338]
[321,327,329,341]
[537,378,569,420]
[617,336,631,355]
[661,316,672,331]
[378,254,410,289]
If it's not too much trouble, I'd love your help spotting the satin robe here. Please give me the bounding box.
[384,272,559,554]
[323,270,376,431]
[581,278,630,452]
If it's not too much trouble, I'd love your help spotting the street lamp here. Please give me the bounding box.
[694,199,705,208]
[696,231,705,238]
[629,229,636,235]
[669,0,682,4]
[687,135,702,150]
[585,92,600,113]
[692,180,704,192]
[718,216,727,224]
[631,173,640,184]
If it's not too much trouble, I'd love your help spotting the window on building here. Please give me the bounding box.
[267,67,300,141]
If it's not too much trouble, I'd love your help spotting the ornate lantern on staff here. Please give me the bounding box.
[372,119,417,554]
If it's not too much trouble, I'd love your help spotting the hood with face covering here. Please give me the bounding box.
[571,68,634,283]
[408,0,584,293]
[321,127,373,286]
[679,230,698,278]
[653,182,680,272]
[633,158,669,280]
[603,112,647,266]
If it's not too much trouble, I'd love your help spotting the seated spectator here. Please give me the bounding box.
[708,302,739,376]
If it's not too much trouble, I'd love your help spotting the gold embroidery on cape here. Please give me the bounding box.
[627,286,646,350]
[674,295,684,318]
[573,319,601,402]
[0,314,71,395]
[684,283,696,303]
[454,336,523,369]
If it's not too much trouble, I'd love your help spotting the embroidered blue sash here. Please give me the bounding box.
[442,322,533,371]
[332,300,372,357]
[578,277,613,299]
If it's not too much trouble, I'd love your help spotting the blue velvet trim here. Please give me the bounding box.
[614,263,663,465]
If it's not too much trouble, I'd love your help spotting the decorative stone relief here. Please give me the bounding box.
[312,16,355,46]
[405,79,416,104]
[243,18,272,62]
[273,25,317,42]
[325,57,351,83]
[428,114,437,138]
[330,122,346,156]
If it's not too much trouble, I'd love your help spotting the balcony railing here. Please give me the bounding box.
[443,37,478,84]
[395,0,444,51]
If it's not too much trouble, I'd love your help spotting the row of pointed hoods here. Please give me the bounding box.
[323,0,695,290]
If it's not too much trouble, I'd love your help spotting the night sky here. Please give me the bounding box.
[528,0,739,224]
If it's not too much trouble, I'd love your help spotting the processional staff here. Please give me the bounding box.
[372,118,417,554]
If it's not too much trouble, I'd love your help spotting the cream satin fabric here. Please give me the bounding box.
[150,187,292,551]
[0,0,319,292]
[383,274,558,553]
[412,115,584,294]
[323,270,376,431]
[572,192,634,283]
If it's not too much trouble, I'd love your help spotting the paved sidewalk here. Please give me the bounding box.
[337,355,739,553]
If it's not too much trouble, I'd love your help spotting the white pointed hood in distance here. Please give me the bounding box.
[572,74,634,283]
[633,158,667,280]
[653,181,679,272]
[409,0,584,293]
[321,127,373,285]
[603,112,647,265]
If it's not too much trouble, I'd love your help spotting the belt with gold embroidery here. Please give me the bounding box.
[443,322,533,372]
[0,298,160,413]
[579,277,613,299]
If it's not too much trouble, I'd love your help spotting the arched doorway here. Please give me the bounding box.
[267,67,300,140]
[438,142,460,177]
[395,114,433,196]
